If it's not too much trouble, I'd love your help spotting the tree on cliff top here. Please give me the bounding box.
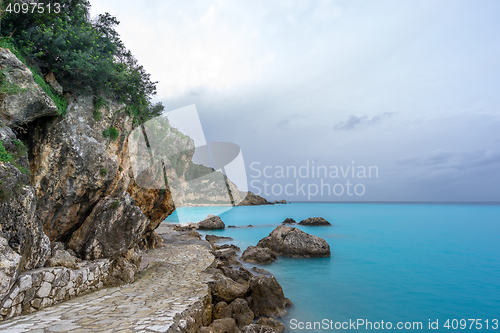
[0,0,162,124]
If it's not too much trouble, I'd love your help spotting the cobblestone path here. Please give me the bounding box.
[0,242,214,333]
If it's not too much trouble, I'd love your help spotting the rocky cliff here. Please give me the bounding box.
[0,47,192,317]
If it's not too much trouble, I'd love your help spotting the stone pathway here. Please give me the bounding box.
[0,239,214,333]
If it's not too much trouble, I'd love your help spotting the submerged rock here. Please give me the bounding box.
[241,246,277,264]
[298,217,331,226]
[206,235,233,243]
[198,214,225,230]
[257,225,330,258]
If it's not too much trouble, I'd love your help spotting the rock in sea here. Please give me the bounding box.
[298,217,331,226]
[257,225,330,257]
[241,246,277,264]
[198,214,225,230]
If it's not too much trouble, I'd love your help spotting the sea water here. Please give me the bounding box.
[165,203,500,332]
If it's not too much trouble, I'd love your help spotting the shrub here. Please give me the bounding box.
[93,96,109,121]
[100,168,107,177]
[13,139,27,157]
[93,110,102,121]
[0,140,12,162]
[0,1,164,124]
[110,200,120,209]
[102,127,119,141]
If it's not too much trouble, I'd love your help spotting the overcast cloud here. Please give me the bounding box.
[91,0,500,202]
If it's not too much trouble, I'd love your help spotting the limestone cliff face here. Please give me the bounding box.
[0,127,50,272]
[126,181,175,247]
[28,95,134,243]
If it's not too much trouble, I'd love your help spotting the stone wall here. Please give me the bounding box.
[0,259,111,321]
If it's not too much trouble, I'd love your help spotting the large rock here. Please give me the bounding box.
[67,194,148,260]
[241,246,277,264]
[229,298,254,328]
[247,275,287,318]
[0,128,51,271]
[257,225,330,258]
[298,217,331,226]
[282,218,296,224]
[209,273,248,303]
[198,214,225,230]
[0,236,21,301]
[28,95,135,242]
[0,48,59,126]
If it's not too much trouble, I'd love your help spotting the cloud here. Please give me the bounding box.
[397,149,500,170]
[334,112,396,131]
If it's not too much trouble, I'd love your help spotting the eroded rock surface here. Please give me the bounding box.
[0,48,58,126]
[0,128,50,274]
[29,95,134,242]
[67,194,148,260]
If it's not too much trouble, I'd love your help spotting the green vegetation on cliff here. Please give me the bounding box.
[0,0,163,124]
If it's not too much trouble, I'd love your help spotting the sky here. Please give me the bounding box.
[91,0,500,202]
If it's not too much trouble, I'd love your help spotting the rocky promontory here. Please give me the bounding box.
[0,47,192,320]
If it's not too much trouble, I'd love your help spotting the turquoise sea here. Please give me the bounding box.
[165,203,500,332]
